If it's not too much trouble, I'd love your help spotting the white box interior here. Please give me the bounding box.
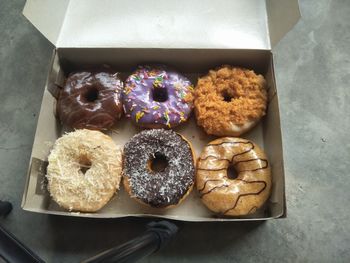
[22,48,285,221]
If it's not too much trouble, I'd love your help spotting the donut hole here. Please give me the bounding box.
[149,152,169,172]
[84,87,99,102]
[152,87,168,102]
[222,90,234,102]
[79,156,92,175]
[227,164,238,179]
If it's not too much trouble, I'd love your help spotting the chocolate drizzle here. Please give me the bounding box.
[199,157,268,172]
[229,143,254,161]
[199,155,231,163]
[199,179,266,199]
[207,141,253,147]
[197,138,271,216]
[222,181,267,215]
[207,141,255,161]
[200,184,229,198]
[197,167,227,172]
[234,158,268,172]
[197,179,225,192]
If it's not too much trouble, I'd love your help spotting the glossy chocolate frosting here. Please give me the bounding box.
[57,71,123,130]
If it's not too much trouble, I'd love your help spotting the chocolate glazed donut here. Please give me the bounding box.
[196,137,271,216]
[57,71,123,130]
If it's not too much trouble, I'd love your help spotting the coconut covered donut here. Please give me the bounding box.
[46,129,123,212]
[123,129,195,208]
[194,66,267,136]
[196,137,271,216]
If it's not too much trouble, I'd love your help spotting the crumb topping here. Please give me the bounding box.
[194,66,267,135]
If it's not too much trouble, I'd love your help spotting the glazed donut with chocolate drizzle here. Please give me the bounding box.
[196,137,271,216]
[123,129,195,208]
[57,71,123,130]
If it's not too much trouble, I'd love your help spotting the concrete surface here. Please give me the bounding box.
[0,0,349,262]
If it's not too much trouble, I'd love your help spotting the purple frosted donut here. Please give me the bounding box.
[122,65,194,128]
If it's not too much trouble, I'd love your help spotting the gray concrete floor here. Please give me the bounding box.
[1,0,350,262]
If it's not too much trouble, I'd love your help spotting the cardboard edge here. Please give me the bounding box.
[266,0,301,47]
[22,207,282,222]
[269,53,287,218]
[47,49,65,99]
[22,0,70,45]
[21,49,58,210]
[21,158,33,208]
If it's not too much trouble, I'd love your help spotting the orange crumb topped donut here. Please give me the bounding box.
[194,66,267,136]
[196,137,271,216]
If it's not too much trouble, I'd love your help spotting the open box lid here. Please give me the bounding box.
[23,0,300,49]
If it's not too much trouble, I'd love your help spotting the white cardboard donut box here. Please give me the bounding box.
[21,0,300,221]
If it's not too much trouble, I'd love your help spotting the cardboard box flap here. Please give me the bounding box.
[266,0,301,47]
[23,0,298,49]
[23,0,70,45]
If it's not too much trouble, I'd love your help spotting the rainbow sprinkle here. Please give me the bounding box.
[149,71,157,77]
[135,111,145,123]
[133,75,141,82]
[164,110,171,127]
[179,111,186,122]
[124,87,132,95]
[174,82,181,90]
[153,76,164,87]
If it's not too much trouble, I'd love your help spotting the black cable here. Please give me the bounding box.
[82,221,179,263]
